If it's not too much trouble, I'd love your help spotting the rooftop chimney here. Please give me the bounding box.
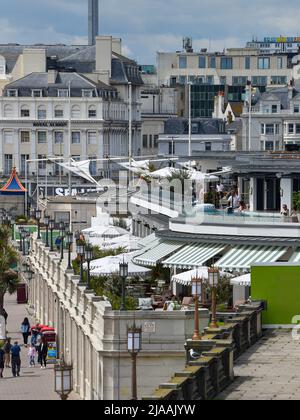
[88,0,99,46]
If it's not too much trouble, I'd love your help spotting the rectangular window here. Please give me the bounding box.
[258,57,270,69]
[265,141,274,151]
[54,131,63,144]
[245,56,251,70]
[88,109,97,118]
[55,109,64,118]
[4,131,13,144]
[252,76,267,86]
[88,132,97,145]
[205,142,212,151]
[21,109,30,117]
[37,131,47,144]
[277,57,283,69]
[210,57,216,68]
[271,76,287,85]
[265,124,275,135]
[296,124,300,134]
[82,90,93,98]
[169,142,175,155]
[21,154,30,175]
[143,135,148,148]
[275,124,280,135]
[294,104,300,113]
[289,124,294,134]
[179,76,187,85]
[89,157,97,175]
[20,131,30,143]
[271,105,278,113]
[32,90,42,98]
[220,76,227,85]
[179,56,187,69]
[220,57,233,69]
[38,155,46,170]
[57,89,69,98]
[199,56,206,68]
[71,132,81,144]
[206,75,214,85]
[232,76,247,86]
[4,154,13,175]
[7,90,17,97]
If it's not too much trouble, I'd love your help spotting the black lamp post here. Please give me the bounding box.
[54,355,73,400]
[21,229,27,255]
[19,227,24,252]
[65,232,74,271]
[59,222,65,262]
[84,244,93,289]
[76,241,85,284]
[119,260,129,311]
[23,237,30,256]
[127,324,142,400]
[208,267,220,329]
[49,219,55,252]
[35,209,42,240]
[44,215,50,248]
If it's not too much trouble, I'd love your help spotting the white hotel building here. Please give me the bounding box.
[0,70,141,179]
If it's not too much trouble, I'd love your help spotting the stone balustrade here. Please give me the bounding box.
[142,303,263,400]
[21,235,210,400]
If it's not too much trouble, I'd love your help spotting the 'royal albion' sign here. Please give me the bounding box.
[33,121,68,128]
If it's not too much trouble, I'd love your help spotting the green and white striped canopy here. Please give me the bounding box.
[133,241,184,267]
[163,243,226,269]
[216,245,288,272]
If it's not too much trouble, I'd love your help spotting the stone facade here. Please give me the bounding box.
[22,235,210,400]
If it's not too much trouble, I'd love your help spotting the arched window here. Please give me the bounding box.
[71,105,81,119]
[21,105,30,118]
[88,106,97,118]
[37,106,46,120]
[4,104,13,118]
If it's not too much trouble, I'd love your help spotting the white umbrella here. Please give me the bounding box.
[82,225,128,239]
[82,235,138,250]
[150,167,178,178]
[230,273,251,286]
[172,267,234,285]
[85,252,151,277]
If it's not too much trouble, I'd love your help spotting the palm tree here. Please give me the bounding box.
[0,226,19,315]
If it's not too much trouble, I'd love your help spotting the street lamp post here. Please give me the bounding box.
[44,215,50,248]
[54,355,73,400]
[49,219,55,252]
[76,241,85,284]
[127,324,142,401]
[208,267,220,329]
[65,232,74,271]
[35,209,42,240]
[192,277,202,341]
[59,221,65,262]
[84,244,93,289]
[19,227,24,252]
[119,260,128,311]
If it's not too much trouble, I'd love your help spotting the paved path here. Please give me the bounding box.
[219,329,300,400]
[0,293,79,400]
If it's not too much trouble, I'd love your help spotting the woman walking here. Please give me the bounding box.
[3,338,12,368]
[21,318,31,347]
[28,344,37,367]
[38,337,48,369]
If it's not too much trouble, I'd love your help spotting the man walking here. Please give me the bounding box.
[11,341,21,377]
[3,338,12,368]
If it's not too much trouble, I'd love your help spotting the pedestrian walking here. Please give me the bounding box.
[3,338,12,368]
[38,337,48,369]
[21,317,31,347]
[0,346,5,378]
[11,341,21,377]
[28,344,36,367]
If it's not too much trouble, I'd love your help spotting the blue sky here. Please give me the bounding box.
[1,0,300,64]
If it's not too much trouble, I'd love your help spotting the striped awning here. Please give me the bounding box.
[133,241,184,267]
[163,243,226,269]
[289,248,300,263]
[138,233,158,249]
[216,245,288,272]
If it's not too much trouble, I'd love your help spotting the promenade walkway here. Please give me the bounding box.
[0,293,79,400]
[219,329,300,400]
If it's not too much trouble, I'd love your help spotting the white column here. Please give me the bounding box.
[249,177,257,212]
[14,129,20,172]
[281,178,293,211]
[31,130,37,174]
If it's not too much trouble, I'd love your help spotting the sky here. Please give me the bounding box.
[1,0,300,64]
